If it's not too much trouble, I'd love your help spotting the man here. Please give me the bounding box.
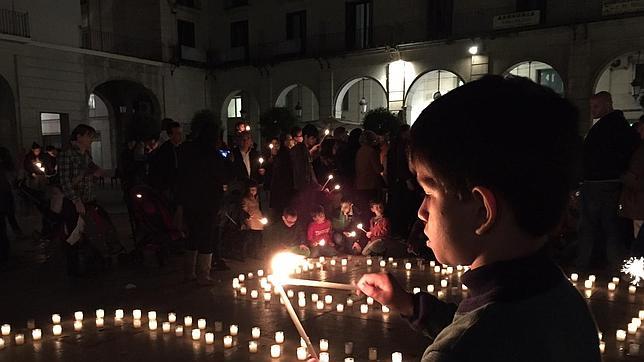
[149,121,183,200]
[231,131,263,189]
[346,76,599,362]
[577,91,639,271]
[263,207,307,256]
[290,125,319,217]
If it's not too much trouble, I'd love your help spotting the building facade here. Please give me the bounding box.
[1,0,643,170]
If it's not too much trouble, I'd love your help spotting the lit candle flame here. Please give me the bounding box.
[269,144,274,149]
[259,157,264,164]
[136,193,143,199]
[324,129,330,136]
[319,239,326,247]
[622,257,644,286]
[327,174,334,180]
[260,217,268,225]
[245,125,251,131]
[334,184,341,190]
[271,252,306,283]
[348,231,357,238]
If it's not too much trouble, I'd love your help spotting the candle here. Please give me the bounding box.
[588,275,596,282]
[437,291,446,299]
[392,262,398,268]
[636,318,644,328]
[74,320,82,331]
[630,285,637,294]
[447,266,454,274]
[250,290,259,299]
[147,311,156,321]
[175,325,184,336]
[232,278,240,289]
[15,333,24,345]
[75,311,84,321]
[629,343,640,355]
[336,304,345,312]
[344,341,354,354]
[380,260,386,267]
[297,346,308,360]
[148,320,156,330]
[346,298,354,307]
[434,266,441,273]
[258,269,264,277]
[287,289,295,298]
[168,313,176,323]
[366,258,373,266]
[325,295,333,304]
[239,273,245,282]
[240,287,247,295]
[319,352,330,362]
[609,282,619,291]
[133,319,141,328]
[612,276,620,284]
[96,318,105,328]
[617,329,627,341]
[298,298,306,307]
[133,309,142,320]
[366,297,374,305]
[248,340,258,353]
[413,287,421,294]
[184,316,193,328]
[298,291,306,299]
[162,322,171,333]
[341,258,348,266]
[115,309,124,320]
[317,300,325,310]
[405,262,412,270]
[392,352,403,362]
[311,293,319,302]
[252,327,261,339]
[599,341,606,353]
[230,324,238,336]
[197,319,206,329]
[96,309,105,319]
[368,347,378,360]
[345,359,355,362]
[320,338,329,351]
[205,332,214,344]
[275,331,284,343]
[628,323,637,335]
[382,305,390,313]
[53,324,62,336]
[191,328,201,340]
[32,328,42,341]
[360,304,369,314]
[51,314,61,324]
[584,280,593,289]
[214,321,223,332]
[427,285,435,293]
[271,344,281,358]
[0,338,4,350]
[440,279,448,288]
[462,284,468,291]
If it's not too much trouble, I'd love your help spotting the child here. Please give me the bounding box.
[241,180,264,260]
[332,199,356,253]
[307,205,337,257]
[353,76,600,362]
[353,200,390,256]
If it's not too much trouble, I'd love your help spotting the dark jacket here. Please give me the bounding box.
[583,110,639,181]
[290,143,317,190]
[231,147,262,184]
[263,220,305,249]
[269,147,294,210]
[149,141,181,194]
[176,141,227,213]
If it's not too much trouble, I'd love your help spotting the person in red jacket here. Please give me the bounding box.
[306,205,337,257]
[353,200,390,255]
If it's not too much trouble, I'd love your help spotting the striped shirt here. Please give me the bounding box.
[58,144,95,202]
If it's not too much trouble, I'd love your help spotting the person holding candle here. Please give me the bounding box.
[241,180,265,260]
[353,200,390,256]
[351,76,600,362]
[307,205,337,257]
[263,207,309,257]
[269,133,295,216]
[231,131,264,192]
[332,199,357,253]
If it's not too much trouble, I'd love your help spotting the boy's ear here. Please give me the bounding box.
[471,186,497,235]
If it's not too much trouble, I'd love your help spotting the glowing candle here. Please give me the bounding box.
[205,332,214,344]
[345,341,354,354]
[427,285,435,293]
[598,331,603,340]
[52,314,61,324]
[31,328,42,341]
[413,287,421,294]
[240,287,247,296]
[630,285,637,294]
[367,258,373,266]
[367,297,374,305]
[251,290,259,299]
[584,280,593,289]
[132,309,142,320]
[148,320,157,330]
[162,322,171,332]
[612,276,620,284]
[115,309,124,320]
[319,352,330,362]
[599,341,606,353]
[628,323,637,335]
[275,331,285,343]
[437,291,446,299]
[345,358,355,362]
[588,275,596,282]
[271,344,281,358]
[382,305,390,313]
[232,278,240,289]
[175,325,184,336]
[230,324,238,336]
[640,310,644,320]
[311,293,319,302]
[168,313,176,323]
[336,304,344,312]
[346,298,354,307]
[287,289,295,298]
[96,318,104,328]
[325,295,333,304]
[94,309,104,319]
[298,291,306,299]
[361,304,369,314]
[53,324,62,336]
[392,262,398,268]
[584,290,592,298]
[298,298,306,307]
[197,319,206,329]
[74,320,83,330]
[617,329,627,341]
[148,311,156,321]
[380,260,386,267]
[320,338,329,351]
[570,273,579,282]
[317,300,325,310]
[368,347,378,360]
[15,333,24,345]
[405,262,412,270]
[133,319,141,328]
[184,316,193,328]
[75,311,84,321]
[341,258,348,266]
[434,266,441,273]
[191,329,201,340]
[447,266,454,274]
[252,327,261,339]
[392,352,403,362]
[297,346,308,360]
[608,282,616,291]
[239,274,245,282]
[0,338,4,349]
[248,340,258,353]
[633,318,642,328]
[258,269,264,277]
[440,279,448,288]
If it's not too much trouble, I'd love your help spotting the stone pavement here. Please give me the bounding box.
[0,186,642,361]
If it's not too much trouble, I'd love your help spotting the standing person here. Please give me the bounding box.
[261,137,280,202]
[269,133,294,216]
[347,76,600,362]
[290,125,319,216]
[58,124,101,276]
[621,116,644,255]
[0,147,23,238]
[241,180,265,260]
[231,131,264,191]
[355,130,384,212]
[149,121,183,201]
[176,116,228,284]
[42,146,59,184]
[387,124,420,237]
[337,128,362,186]
[577,91,640,271]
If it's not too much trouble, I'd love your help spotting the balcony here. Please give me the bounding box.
[0,8,30,38]
[80,28,163,61]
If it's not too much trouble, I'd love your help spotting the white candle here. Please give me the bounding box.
[15,333,24,345]
[405,262,412,270]
[320,338,329,351]
[462,284,468,291]
[175,325,184,336]
[168,313,176,323]
[148,320,157,331]
[640,310,644,320]
[275,331,284,343]
[361,304,369,314]
[251,290,259,299]
[32,328,42,341]
[380,260,386,267]
[258,269,264,277]
[427,285,435,293]
[298,291,306,299]
[96,318,105,328]
[52,314,61,324]
[96,309,105,319]
[336,304,345,312]
[311,293,319,302]
[346,298,354,307]
[368,347,378,360]
[635,318,643,328]
[239,273,245,282]
[205,332,214,344]
[341,258,348,266]
[300,337,307,347]
[230,324,238,336]
[392,262,398,268]
[184,316,193,328]
[248,272,254,279]
[148,311,156,321]
[367,258,373,266]
[434,266,441,273]
[584,290,592,299]
[325,295,333,304]
[319,352,330,362]
[197,319,206,329]
[74,320,82,331]
[214,321,223,332]
[588,275,596,282]
[232,278,240,289]
[264,292,272,302]
[345,358,355,362]
[53,324,62,336]
[317,300,325,310]
[240,287,247,296]
[162,322,171,333]
[382,305,390,313]
[630,285,637,294]
[248,340,258,353]
[271,344,281,358]
[392,352,403,362]
[612,277,620,284]
[0,338,4,349]
[115,309,124,320]
[250,327,261,339]
[75,311,84,321]
[413,287,421,294]
[388,257,394,262]
[298,298,306,307]
[133,319,142,328]
[598,331,603,341]
[437,291,446,299]
[133,309,142,320]
[608,282,616,291]
[628,323,637,335]
[191,328,201,341]
[617,329,627,341]
[287,289,295,298]
[367,297,374,305]
[297,346,308,360]
[629,343,640,355]
[584,280,593,289]
[344,341,354,354]
[440,279,448,288]
[599,341,606,353]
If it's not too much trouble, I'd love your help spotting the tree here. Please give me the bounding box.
[259,107,297,140]
[362,107,401,136]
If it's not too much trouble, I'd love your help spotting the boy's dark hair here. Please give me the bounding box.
[369,199,384,208]
[165,121,181,135]
[302,124,319,139]
[283,207,298,218]
[70,124,97,141]
[340,198,352,205]
[410,75,579,237]
[311,204,326,217]
[290,126,302,138]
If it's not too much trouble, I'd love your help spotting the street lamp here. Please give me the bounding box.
[359,97,368,113]
[295,102,303,118]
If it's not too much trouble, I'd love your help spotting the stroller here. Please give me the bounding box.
[128,184,181,266]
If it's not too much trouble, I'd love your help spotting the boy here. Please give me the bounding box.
[356,76,600,361]
[306,205,337,257]
[353,200,390,256]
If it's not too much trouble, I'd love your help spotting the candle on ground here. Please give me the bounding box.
[239,274,245,282]
[96,318,104,328]
[584,280,593,289]
[346,298,354,307]
[380,260,386,267]
[133,309,142,320]
[361,304,369,314]
[32,329,42,341]
[311,293,319,302]
[612,277,620,284]
[264,292,272,302]
[405,262,412,270]
[367,297,374,305]
[115,309,124,320]
[205,332,214,344]
[230,324,238,336]
[427,285,435,293]
[570,273,579,282]
[191,329,201,340]
[434,266,441,273]
[588,275,596,282]
[53,324,62,336]
[162,322,171,333]
[297,346,308,360]
[232,278,240,289]
[368,347,378,360]
[74,321,82,331]
[148,311,156,321]
[325,295,333,304]
[275,331,284,343]
[271,344,281,358]
[224,335,233,348]
[197,319,206,329]
[75,311,84,321]
[599,341,606,353]
[336,304,345,312]
[382,305,390,313]
[341,258,348,266]
[168,313,176,323]
[251,290,259,299]
[628,323,637,335]
[298,298,306,307]
[96,309,105,319]
[413,287,421,294]
[617,329,627,341]
[184,316,193,328]
[392,352,403,362]
[320,338,329,351]
[287,289,295,298]
[344,341,354,354]
[633,318,642,328]
[367,258,373,266]
[251,327,261,339]
[15,333,24,345]
[258,269,264,277]
[298,291,306,299]
[317,300,324,310]
[630,285,637,294]
[240,287,247,295]
[440,279,448,288]
[0,338,4,350]
[133,319,142,328]
[345,358,355,362]
[52,314,61,324]
[175,325,184,336]
[148,320,157,330]
[248,340,258,353]
[319,352,330,362]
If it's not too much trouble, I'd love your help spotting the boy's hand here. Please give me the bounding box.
[366,231,372,238]
[357,272,414,316]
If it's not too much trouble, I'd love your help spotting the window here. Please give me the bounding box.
[88,94,96,110]
[230,20,249,48]
[427,0,453,39]
[41,113,61,136]
[177,20,196,47]
[227,96,243,118]
[346,1,373,50]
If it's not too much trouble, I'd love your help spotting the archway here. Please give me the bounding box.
[404,70,464,125]
[0,75,17,155]
[334,77,387,123]
[275,84,319,123]
[594,50,644,123]
[91,80,161,170]
[220,89,261,145]
[504,61,564,95]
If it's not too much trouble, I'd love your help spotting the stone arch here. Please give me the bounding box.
[404,69,465,125]
[333,76,387,123]
[593,50,644,123]
[503,60,565,95]
[274,84,320,123]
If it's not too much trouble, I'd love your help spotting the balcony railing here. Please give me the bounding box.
[0,8,30,38]
[80,28,163,61]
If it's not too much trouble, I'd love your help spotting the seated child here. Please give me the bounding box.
[353,200,390,256]
[332,199,357,253]
[307,205,338,257]
[263,207,310,257]
[241,181,264,260]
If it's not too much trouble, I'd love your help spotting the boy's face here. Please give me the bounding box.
[249,187,258,197]
[370,204,383,215]
[313,213,326,223]
[282,214,297,227]
[415,162,480,266]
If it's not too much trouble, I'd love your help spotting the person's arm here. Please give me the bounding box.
[371,148,384,175]
[306,224,315,245]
